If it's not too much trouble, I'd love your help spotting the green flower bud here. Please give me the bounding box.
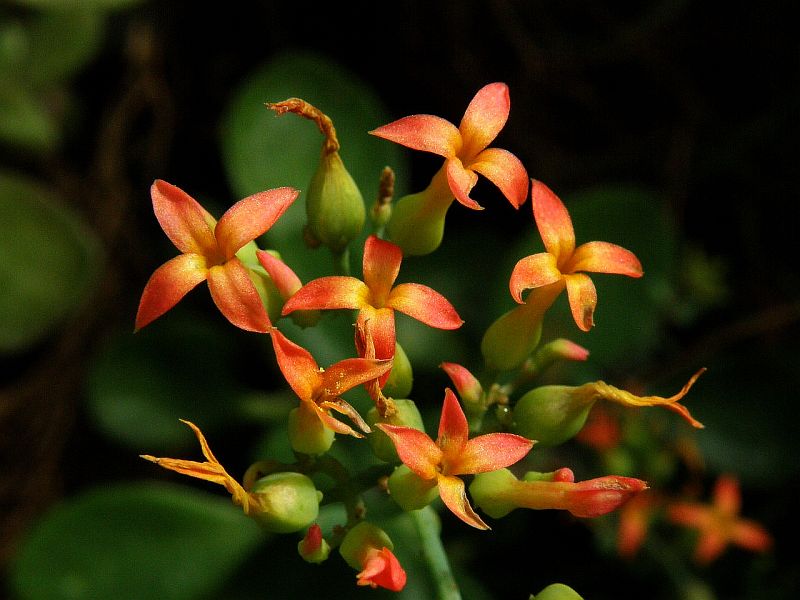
[386,189,451,256]
[339,522,394,571]
[381,342,413,399]
[512,385,595,447]
[366,399,425,463]
[306,150,365,253]
[387,464,439,511]
[481,305,543,373]
[250,471,322,533]
[288,403,335,455]
[468,468,519,519]
[533,583,584,600]
[297,524,331,564]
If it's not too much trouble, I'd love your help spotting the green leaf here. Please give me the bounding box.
[0,171,101,352]
[10,0,144,10]
[11,482,264,600]
[221,51,408,283]
[0,83,59,150]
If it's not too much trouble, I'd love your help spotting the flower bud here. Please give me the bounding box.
[533,583,585,600]
[288,402,336,455]
[512,385,595,447]
[380,342,413,399]
[387,464,439,511]
[386,189,450,256]
[481,305,543,373]
[366,399,425,463]
[249,471,322,533]
[339,522,406,591]
[297,524,331,564]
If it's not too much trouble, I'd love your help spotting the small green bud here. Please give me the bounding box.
[288,403,335,455]
[307,150,365,253]
[297,524,331,564]
[481,305,543,372]
[533,583,584,600]
[469,468,519,519]
[366,399,425,463]
[386,189,451,256]
[387,464,439,511]
[250,472,322,533]
[339,522,394,571]
[512,385,595,446]
[381,342,413,399]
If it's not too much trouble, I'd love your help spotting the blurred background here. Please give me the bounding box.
[1,1,797,598]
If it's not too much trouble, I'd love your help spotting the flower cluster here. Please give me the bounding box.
[136,83,765,595]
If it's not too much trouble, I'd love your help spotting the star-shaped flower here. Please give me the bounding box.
[668,475,772,564]
[370,82,528,210]
[510,179,643,331]
[281,235,463,384]
[270,328,392,438]
[379,388,533,529]
[135,180,298,333]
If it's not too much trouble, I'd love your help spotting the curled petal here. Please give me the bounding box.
[363,236,403,303]
[282,276,369,314]
[567,241,643,278]
[440,363,483,405]
[470,147,529,208]
[369,114,461,157]
[312,400,366,438]
[356,308,396,388]
[357,547,407,592]
[319,396,371,436]
[531,179,575,262]
[321,357,394,400]
[388,283,463,330]
[378,424,441,480]
[256,250,302,299]
[438,474,490,530]
[564,272,598,331]
[458,82,510,159]
[451,433,533,476]
[135,253,208,331]
[509,253,563,304]
[437,388,469,457]
[207,259,271,332]
[446,158,482,210]
[151,180,218,256]
[215,187,299,259]
[269,329,322,402]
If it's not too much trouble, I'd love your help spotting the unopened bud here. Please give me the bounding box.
[512,385,595,447]
[381,342,413,399]
[250,471,322,533]
[533,583,585,600]
[288,402,336,455]
[298,524,331,563]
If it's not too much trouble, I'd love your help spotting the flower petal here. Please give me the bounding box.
[321,357,394,400]
[215,187,299,259]
[713,475,741,516]
[440,363,483,405]
[446,158,482,210]
[388,283,463,330]
[531,179,575,262]
[318,396,371,436]
[151,180,218,256]
[438,474,490,530]
[357,547,407,592]
[256,250,301,299]
[282,276,369,314]
[312,400,365,438]
[458,82,510,159]
[564,272,598,331]
[369,114,460,158]
[206,259,271,332]
[437,388,469,457]
[135,253,209,331]
[470,147,529,208]
[269,329,322,402]
[509,252,563,304]
[378,424,441,480]
[363,235,402,304]
[566,241,643,277]
[731,521,772,553]
[451,433,533,476]
[356,306,396,360]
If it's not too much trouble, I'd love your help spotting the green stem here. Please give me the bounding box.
[410,507,462,600]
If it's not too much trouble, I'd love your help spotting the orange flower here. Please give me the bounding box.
[617,491,659,559]
[510,180,643,331]
[380,388,533,529]
[135,180,298,333]
[370,82,528,210]
[668,475,772,564]
[281,235,463,384]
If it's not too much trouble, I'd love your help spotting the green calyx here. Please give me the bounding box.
[250,471,322,533]
[288,403,336,455]
[366,399,425,463]
[512,385,596,447]
[380,342,413,399]
[387,464,439,511]
[532,583,584,600]
[339,522,394,570]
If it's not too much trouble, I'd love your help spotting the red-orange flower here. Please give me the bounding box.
[668,475,772,564]
[281,235,463,383]
[370,82,528,210]
[356,547,406,591]
[270,328,392,437]
[380,388,533,529]
[510,180,643,331]
[136,180,298,333]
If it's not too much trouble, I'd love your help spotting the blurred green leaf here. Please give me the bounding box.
[86,315,248,451]
[221,51,408,283]
[0,83,58,150]
[11,482,264,600]
[0,170,101,352]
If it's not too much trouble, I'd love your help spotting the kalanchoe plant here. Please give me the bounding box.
[136,82,767,597]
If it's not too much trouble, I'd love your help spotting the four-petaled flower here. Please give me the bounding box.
[270,328,392,438]
[370,82,528,210]
[510,179,643,331]
[281,235,463,384]
[136,180,298,333]
[379,388,533,529]
[668,475,772,564]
